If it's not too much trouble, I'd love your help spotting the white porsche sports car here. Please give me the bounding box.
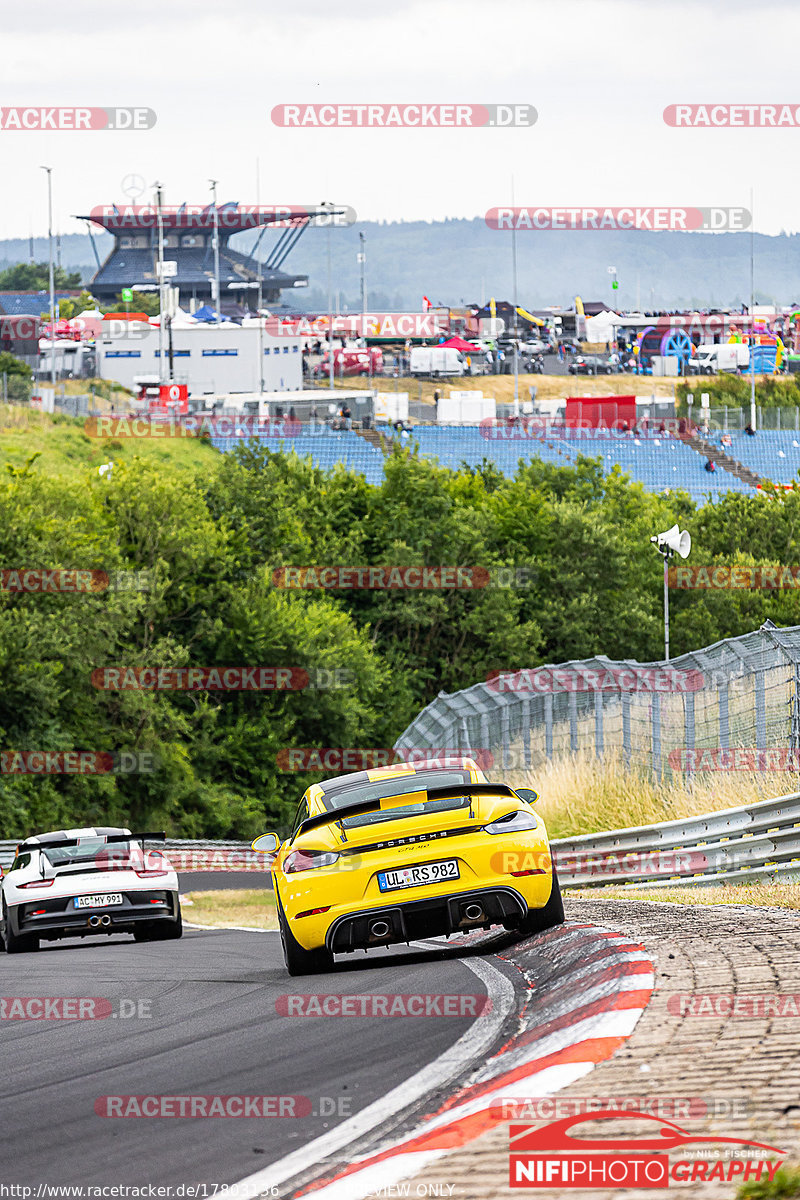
[0,827,182,953]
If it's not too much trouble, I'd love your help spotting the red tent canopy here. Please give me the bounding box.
[439,336,481,352]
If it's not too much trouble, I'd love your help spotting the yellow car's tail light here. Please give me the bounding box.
[484,809,538,835]
[283,849,340,874]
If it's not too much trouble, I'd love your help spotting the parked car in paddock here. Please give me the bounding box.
[568,354,620,375]
[0,827,182,953]
[253,758,563,976]
[314,347,383,377]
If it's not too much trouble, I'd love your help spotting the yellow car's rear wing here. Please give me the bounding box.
[298,783,520,837]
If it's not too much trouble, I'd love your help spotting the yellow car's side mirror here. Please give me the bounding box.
[514,787,539,805]
[252,833,281,853]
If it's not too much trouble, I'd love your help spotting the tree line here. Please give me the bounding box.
[1,439,799,837]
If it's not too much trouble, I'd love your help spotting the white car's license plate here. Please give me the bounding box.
[73,894,123,909]
[378,859,459,892]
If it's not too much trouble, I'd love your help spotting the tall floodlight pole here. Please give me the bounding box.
[359,231,369,384]
[511,176,519,416]
[325,202,334,390]
[209,179,221,324]
[359,232,367,335]
[750,187,756,431]
[154,182,165,384]
[256,159,264,394]
[40,166,56,390]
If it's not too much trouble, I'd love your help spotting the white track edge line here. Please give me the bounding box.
[229,954,514,1199]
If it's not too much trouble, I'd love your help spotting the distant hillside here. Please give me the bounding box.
[2,221,797,311]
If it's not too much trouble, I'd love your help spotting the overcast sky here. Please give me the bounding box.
[4,0,800,240]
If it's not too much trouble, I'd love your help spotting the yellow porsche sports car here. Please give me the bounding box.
[253,757,563,976]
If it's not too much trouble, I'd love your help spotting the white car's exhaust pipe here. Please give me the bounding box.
[100,915,112,927]
[88,915,101,928]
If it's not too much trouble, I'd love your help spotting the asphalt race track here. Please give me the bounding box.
[0,927,515,1192]
[180,871,273,892]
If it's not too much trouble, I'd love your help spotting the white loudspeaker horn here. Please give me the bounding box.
[651,525,691,559]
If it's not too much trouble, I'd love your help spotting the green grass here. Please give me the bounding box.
[0,405,219,481]
[183,889,278,929]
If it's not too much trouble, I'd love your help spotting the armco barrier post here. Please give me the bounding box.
[521,698,532,767]
[652,691,662,779]
[501,706,511,770]
[622,693,631,765]
[756,670,766,748]
[720,682,730,748]
[685,691,695,758]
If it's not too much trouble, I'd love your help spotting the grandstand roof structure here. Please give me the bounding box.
[75,202,346,310]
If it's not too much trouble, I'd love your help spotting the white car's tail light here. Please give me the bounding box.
[18,880,54,889]
[484,809,538,835]
[135,870,170,878]
[283,849,340,874]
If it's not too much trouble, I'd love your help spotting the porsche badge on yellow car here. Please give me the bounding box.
[253,758,563,976]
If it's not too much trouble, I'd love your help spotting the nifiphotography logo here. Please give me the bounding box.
[508,1109,785,1188]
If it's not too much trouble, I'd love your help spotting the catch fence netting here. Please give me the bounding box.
[393,624,800,777]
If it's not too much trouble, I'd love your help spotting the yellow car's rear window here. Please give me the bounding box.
[320,768,473,812]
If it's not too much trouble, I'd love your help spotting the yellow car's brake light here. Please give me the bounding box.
[283,849,340,874]
[484,809,538,835]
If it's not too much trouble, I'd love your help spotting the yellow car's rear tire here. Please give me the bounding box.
[277,893,334,976]
[516,866,565,936]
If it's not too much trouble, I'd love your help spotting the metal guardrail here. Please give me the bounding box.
[551,789,800,889]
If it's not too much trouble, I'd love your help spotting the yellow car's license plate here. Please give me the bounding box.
[378,859,459,892]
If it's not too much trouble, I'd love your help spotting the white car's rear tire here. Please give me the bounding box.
[3,905,40,954]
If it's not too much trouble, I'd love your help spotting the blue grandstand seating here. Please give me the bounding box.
[708,430,800,487]
[400,426,755,501]
[210,430,386,485]
[0,290,77,316]
[210,424,761,500]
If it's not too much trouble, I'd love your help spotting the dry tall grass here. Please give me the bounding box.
[501,753,797,840]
